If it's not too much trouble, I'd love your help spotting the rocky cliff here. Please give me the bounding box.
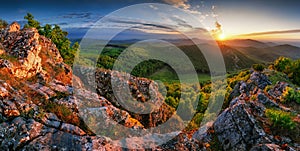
[0,22,299,150]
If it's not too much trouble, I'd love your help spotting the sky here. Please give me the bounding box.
[1,0,300,42]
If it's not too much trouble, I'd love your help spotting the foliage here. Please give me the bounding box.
[274,57,292,73]
[0,19,8,29]
[252,64,265,72]
[273,57,300,86]
[290,60,300,86]
[165,96,179,109]
[197,92,209,113]
[24,13,41,29]
[24,13,78,65]
[227,70,250,89]
[266,108,296,130]
[185,112,203,130]
[282,87,300,104]
[177,97,196,121]
[265,70,291,85]
[96,55,115,69]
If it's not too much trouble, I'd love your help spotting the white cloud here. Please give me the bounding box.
[163,0,191,9]
[149,4,158,10]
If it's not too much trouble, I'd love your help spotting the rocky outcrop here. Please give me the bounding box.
[0,22,44,78]
[193,71,299,150]
[74,67,182,130]
[0,22,70,84]
[213,99,268,150]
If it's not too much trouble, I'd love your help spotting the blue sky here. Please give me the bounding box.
[1,0,300,41]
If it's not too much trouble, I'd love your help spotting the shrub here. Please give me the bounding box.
[165,96,178,109]
[185,112,203,130]
[252,64,265,72]
[273,57,300,86]
[266,109,296,130]
[24,13,41,29]
[177,98,196,121]
[290,60,300,86]
[0,19,8,29]
[282,87,300,104]
[274,57,292,73]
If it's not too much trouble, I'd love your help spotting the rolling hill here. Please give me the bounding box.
[231,42,300,62]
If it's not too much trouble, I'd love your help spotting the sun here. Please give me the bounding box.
[218,33,226,40]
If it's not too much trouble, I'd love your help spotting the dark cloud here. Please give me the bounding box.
[106,17,174,30]
[57,22,69,26]
[61,12,93,19]
[170,16,192,28]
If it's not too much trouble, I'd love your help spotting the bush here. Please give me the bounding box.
[185,112,203,130]
[0,19,8,29]
[266,109,296,130]
[290,60,300,86]
[273,57,300,86]
[24,13,41,29]
[282,87,300,104]
[252,64,265,72]
[165,96,179,109]
[274,57,292,73]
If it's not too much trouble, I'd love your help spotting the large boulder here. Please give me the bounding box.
[213,99,268,150]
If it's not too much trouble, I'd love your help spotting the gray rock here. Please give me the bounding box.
[214,99,268,150]
[268,81,289,101]
[257,92,279,108]
[249,71,272,90]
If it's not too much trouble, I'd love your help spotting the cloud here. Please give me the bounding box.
[149,4,158,10]
[61,12,92,19]
[40,12,103,29]
[163,0,190,9]
[238,29,300,37]
[105,17,175,29]
[170,15,192,28]
[57,22,68,26]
